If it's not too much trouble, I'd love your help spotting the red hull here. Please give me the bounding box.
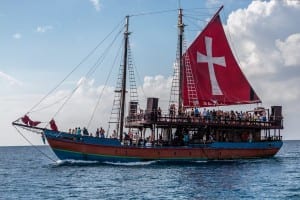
[47,138,281,161]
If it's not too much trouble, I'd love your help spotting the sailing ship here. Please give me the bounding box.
[13,6,283,162]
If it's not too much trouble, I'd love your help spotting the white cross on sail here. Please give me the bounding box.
[197,36,226,95]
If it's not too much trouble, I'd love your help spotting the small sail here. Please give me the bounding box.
[182,11,261,107]
[21,115,41,127]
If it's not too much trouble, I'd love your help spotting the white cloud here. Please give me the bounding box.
[45,75,171,133]
[285,0,300,8]
[24,77,115,134]
[276,33,300,67]
[90,0,101,11]
[225,0,300,139]
[142,75,172,99]
[1,94,44,146]
[2,75,173,145]
[0,71,23,86]
[12,33,22,39]
[226,0,300,77]
[36,25,53,33]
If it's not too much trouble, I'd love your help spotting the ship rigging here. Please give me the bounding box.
[13,6,283,162]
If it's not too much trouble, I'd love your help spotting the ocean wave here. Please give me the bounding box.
[103,160,158,166]
[51,159,100,167]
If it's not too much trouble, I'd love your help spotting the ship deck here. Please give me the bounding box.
[126,115,283,130]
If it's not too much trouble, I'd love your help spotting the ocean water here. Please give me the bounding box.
[0,141,299,200]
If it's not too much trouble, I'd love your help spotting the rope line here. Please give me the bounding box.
[44,24,124,129]
[129,9,177,17]
[27,18,124,114]
[13,125,57,163]
[87,37,123,129]
[30,95,69,113]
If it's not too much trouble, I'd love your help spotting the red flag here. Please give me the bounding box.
[49,119,58,131]
[21,115,30,125]
[29,120,41,127]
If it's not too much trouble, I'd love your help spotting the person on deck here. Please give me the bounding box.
[100,127,105,138]
[83,127,89,136]
[112,130,117,139]
[96,128,100,137]
[195,108,199,117]
[76,127,81,135]
[203,108,208,121]
[157,107,162,119]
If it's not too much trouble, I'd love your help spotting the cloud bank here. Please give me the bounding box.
[225,0,300,139]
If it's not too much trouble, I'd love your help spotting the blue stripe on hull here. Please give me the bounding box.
[53,148,143,163]
[44,129,121,146]
[211,141,283,149]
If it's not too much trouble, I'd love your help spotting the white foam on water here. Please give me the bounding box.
[103,160,158,166]
[52,159,100,166]
[193,160,208,163]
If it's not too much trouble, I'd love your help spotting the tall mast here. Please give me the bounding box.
[119,15,130,141]
[178,8,184,114]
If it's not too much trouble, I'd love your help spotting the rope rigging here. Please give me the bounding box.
[12,6,262,164]
[47,24,125,129]
[129,9,177,17]
[13,18,126,160]
[13,126,57,163]
[26,18,125,115]
[26,7,213,121]
[18,7,215,132]
[30,95,69,113]
[86,38,124,129]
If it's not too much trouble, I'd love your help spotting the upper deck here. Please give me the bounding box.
[126,111,283,130]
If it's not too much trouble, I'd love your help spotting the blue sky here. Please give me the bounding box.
[0,0,250,94]
[1,0,300,145]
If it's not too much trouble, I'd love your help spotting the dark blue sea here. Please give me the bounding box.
[0,141,299,200]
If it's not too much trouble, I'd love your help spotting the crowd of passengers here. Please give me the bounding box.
[66,127,118,139]
[180,107,268,122]
[132,106,268,123]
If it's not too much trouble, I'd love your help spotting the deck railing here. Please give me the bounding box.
[126,113,283,129]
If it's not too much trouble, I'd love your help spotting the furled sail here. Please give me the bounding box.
[182,10,261,107]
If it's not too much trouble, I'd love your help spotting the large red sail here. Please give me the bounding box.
[182,11,261,107]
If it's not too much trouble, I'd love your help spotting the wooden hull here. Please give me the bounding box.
[45,131,282,162]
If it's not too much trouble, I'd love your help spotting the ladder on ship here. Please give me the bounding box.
[169,39,199,110]
[183,40,199,107]
[169,34,181,110]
